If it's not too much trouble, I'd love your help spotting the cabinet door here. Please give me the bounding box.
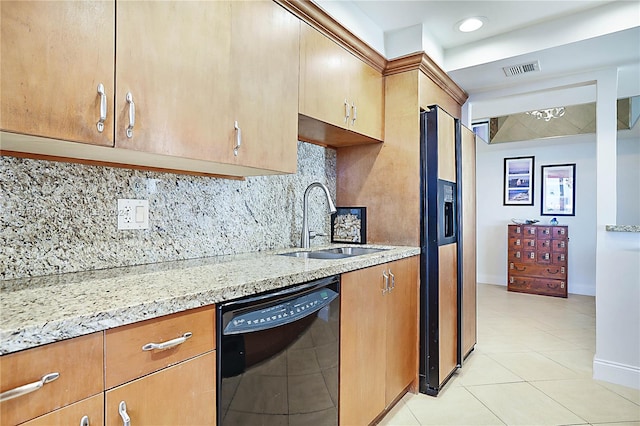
[385,257,419,406]
[340,264,386,426]
[229,0,299,173]
[115,1,231,161]
[347,54,384,140]
[105,352,216,426]
[438,243,458,385]
[21,394,104,426]
[299,23,351,130]
[0,1,114,146]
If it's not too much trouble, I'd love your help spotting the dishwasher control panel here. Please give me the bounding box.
[223,288,337,335]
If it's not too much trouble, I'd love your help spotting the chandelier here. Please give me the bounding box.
[527,107,565,122]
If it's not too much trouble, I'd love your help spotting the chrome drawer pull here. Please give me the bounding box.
[382,270,389,294]
[351,102,357,125]
[119,401,131,426]
[0,372,59,402]
[97,83,107,132]
[80,415,89,426]
[126,92,135,138]
[389,269,395,292]
[344,99,350,123]
[234,121,241,156]
[142,332,192,351]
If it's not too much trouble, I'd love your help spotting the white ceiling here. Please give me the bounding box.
[350,0,615,50]
[316,0,640,96]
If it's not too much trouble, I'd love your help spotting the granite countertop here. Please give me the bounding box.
[606,225,640,232]
[0,244,420,355]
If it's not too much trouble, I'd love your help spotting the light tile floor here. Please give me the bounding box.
[379,283,640,426]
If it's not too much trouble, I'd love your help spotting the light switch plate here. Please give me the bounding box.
[118,199,149,230]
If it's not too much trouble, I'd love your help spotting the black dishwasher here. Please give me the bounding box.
[217,275,340,425]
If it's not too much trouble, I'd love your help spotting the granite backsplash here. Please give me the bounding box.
[0,141,336,280]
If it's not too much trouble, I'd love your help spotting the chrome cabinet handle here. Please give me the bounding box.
[119,401,131,426]
[389,270,395,292]
[344,99,350,123]
[382,270,389,294]
[234,121,241,156]
[0,372,59,402]
[142,332,192,351]
[80,415,89,426]
[351,102,357,125]
[126,92,135,138]
[97,83,107,132]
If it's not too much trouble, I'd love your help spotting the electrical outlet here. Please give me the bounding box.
[118,199,149,230]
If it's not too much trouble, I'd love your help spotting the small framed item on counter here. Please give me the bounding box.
[331,207,366,244]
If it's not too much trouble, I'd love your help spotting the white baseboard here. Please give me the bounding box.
[477,274,505,286]
[568,283,595,296]
[593,357,640,390]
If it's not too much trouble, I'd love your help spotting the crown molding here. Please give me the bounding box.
[276,0,468,106]
[275,0,386,73]
[385,52,468,105]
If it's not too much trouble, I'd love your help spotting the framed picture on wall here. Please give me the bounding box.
[541,163,576,216]
[503,156,535,205]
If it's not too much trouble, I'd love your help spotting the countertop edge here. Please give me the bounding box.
[0,245,420,355]
[605,225,640,233]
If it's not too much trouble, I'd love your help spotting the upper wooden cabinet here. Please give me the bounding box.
[298,23,384,146]
[1,0,299,176]
[0,1,115,147]
[114,1,232,162]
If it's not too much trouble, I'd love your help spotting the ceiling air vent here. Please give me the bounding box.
[503,61,540,77]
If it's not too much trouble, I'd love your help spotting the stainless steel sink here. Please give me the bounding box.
[279,247,388,260]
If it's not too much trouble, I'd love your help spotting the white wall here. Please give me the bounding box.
[476,135,597,295]
[617,135,640,224]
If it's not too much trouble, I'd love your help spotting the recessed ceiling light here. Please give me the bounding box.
[457,17,485,33]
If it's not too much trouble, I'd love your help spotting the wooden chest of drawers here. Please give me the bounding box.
[507,224,568,297]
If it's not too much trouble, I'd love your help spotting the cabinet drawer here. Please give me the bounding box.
[508,237,523,248]
[552,239,567,252]
[523,238,536,248]
[523,225,537,236]
[536,239,552,250]
[509,262,566,279]
[0,333,103,426]
[105,306,215,389]
[552,253,567,264]
[21,394,104,426]
[105,351,216,426]
[552,226,568,238]
[537,251,552,264]
[536,226,553,239]
[508,225,524,236]
[522,250,537,263]
[508,250,523,262]
[509,275,567,297]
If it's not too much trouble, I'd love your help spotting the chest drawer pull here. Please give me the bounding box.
[81,415,90,426]
[142,332,192,352]
[119,401,131,426]
[0,372,59,402]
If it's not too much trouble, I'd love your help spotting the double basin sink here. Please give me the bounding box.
[279,247,387,260]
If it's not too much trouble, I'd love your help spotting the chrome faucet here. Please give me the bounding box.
[300,182,337,249]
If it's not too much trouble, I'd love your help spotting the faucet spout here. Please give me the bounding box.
[301,182,337,249]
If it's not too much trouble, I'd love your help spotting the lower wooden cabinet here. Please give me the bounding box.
[340,256,419,425]
[21,394,104,426]
[105,352,216,426]
[0,333,104,426]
